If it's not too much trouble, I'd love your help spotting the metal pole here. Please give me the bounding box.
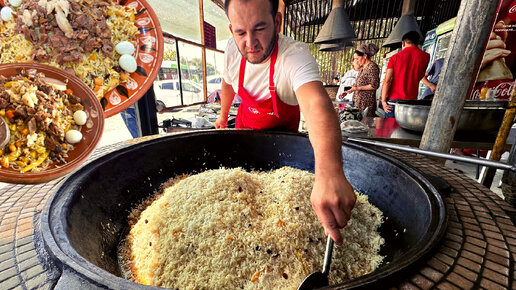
[347,138,516,172]
[480,80,516,187]
[136,85,159,136]
[419,0,500,155]
[502,143,516,206]
[401,0,416,15]
[279,0,286,35]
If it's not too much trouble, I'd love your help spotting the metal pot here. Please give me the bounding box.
[39,130,446,289]
[392,100,507,134]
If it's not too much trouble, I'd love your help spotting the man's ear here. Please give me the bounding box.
[229,24,233,34]
[274,12,282,34]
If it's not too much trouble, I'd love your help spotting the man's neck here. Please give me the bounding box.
[403,43,417,50]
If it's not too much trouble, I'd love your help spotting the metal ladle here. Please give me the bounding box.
[297,235,334,290]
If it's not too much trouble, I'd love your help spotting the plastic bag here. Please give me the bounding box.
[340,120,369,133]
[192,117,215,129]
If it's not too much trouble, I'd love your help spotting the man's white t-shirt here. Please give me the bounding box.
[223,34,321,106]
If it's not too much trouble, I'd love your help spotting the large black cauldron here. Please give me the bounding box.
[39,130,446,289]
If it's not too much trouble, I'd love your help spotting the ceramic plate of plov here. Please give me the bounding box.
[0,0,164,118]
[0,63,104,184]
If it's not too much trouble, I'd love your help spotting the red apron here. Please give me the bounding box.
[235,39,300,132]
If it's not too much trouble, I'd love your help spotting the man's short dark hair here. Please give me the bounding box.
[225,0,279,18]
[402,31,421,45]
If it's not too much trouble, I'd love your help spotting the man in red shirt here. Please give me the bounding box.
[381,31,430,117]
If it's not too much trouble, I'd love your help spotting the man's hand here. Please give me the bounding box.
[481,23,511,69]
[216,80,235,129]
[215,115,228,128]
[345,86,356,94]
[429,83,437,93]
[382,100,392,113]
[311,172,356,245]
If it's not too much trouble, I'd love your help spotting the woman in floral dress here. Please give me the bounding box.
[346,43,380,117]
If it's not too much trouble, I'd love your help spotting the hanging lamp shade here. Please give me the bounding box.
[382,14,423,48]
[314,0,356,44]
[319,42,353,52]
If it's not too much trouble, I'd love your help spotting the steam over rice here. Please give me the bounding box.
[120,167,384,289]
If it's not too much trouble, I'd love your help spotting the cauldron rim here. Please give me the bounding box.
[40,130,447,289]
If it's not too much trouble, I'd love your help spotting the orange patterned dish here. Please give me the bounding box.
[0,63,103,184]
[0,0,164,118]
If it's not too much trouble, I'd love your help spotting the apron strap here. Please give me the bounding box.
[269,38,279,118]
[238,57,246,98]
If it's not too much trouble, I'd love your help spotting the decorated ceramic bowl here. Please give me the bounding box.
[0,0,164,118]
[0,63,104,184]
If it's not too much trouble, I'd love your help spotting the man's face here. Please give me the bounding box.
[227,0,281,64]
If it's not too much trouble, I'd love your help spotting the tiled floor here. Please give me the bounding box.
[445,154,508,201]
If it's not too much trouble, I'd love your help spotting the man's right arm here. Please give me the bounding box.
[381,68,394,113]
[215,80,235,128]
[421,73,436,92]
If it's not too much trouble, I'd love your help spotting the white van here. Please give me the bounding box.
[206,75,222,94]
[154,79,204,109]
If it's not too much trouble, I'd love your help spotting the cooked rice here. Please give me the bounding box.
[0,1,139,99]
[120,167,384,289]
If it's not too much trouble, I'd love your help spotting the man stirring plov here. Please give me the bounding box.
[215,0,356,244]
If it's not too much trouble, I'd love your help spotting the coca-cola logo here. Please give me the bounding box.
[470,80,513,100]
[471,89,481,100]
[510,5,516,14]
[492,81,513,98]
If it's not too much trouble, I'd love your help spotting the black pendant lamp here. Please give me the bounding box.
[383,0,423,47]
[319,42,353,52]
[382,14,423,47]
[314,0,356,44]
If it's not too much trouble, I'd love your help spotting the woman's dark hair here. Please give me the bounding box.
[354,50,365,57]
[355,43,379,59]
[225,0,279,18]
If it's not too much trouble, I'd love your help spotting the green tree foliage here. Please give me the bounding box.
[188,58,217,75]
[164,49,177,61]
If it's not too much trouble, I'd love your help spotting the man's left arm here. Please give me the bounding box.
[296,81,356,245]
[381,69,394,113]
